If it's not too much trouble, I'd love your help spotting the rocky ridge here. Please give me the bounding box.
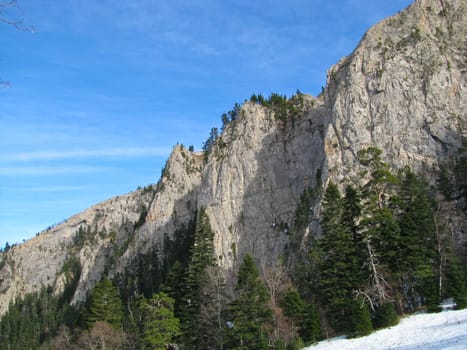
[0,0,465,315]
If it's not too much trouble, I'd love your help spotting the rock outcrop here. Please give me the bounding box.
[0,0,465,315]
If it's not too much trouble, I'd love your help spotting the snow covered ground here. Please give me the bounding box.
[304,308,467,350]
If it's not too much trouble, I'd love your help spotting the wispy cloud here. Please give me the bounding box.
[0,147,171,162]
[0,166,112,176]
[0,185,92,192]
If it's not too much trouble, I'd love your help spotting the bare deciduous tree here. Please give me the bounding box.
[356,237,393,311]
[262,260,290,309]
[262,260,296,346]
[1,0,34,87]
[76,321,129,350]
[0,0,34,31]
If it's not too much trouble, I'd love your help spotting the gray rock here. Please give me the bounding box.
[0,0,465,315]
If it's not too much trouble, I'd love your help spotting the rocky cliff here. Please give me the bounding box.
[0,0,465,315]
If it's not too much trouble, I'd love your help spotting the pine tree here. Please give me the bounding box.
[445,255,467,309]
[139,292,181,350]
[281,289,321,342]
[227,254,272,350]
[84,279,123,329]
[316,183,360,333]
[398,170,437,310]
[454,138,467,206]
[357,148,400,309]
[343,185,367,287]
[350,297,373,337]
[0,286,77,349]
[182,208,225,349]
[163,260,188,316]
[372,302,399,329]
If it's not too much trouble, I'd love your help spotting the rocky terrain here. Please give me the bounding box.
[0,0,465,316]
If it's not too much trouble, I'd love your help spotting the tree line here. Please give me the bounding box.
[298,147,466,337]
[0,147,465,349]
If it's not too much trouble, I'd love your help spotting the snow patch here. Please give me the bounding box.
[304,309,467,350]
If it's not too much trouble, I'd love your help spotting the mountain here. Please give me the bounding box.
[0,0,465,341]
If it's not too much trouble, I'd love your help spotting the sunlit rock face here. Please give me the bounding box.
[0,0,465,315]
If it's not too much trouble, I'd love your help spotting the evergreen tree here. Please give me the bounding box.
[281,289,320,342]
[350,297,373,337]
[227,254,272,350]
[398,170,437,309]
[203,127,220,153]
[0,286,76,350]
[84,279,123,329]
[372,302,399,329]
[163,260,188,315]
[197,263,227,350]
[343,185,367,287]
[445,255,467,309]
[370,207,400,272]
[182,208,225,349]
[139,292,181,350]
[315,183,360,333]
[357,148,400,309]
[343,185,362,241]
[453,138,467,206]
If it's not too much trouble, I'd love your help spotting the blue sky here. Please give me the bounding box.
[0,0,413,248]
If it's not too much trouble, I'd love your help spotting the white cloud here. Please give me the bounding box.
[0,165,112,176]
[0,185,92,192]
[0,147,171,162]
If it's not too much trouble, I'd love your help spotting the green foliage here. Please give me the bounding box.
[60,255,82,304]
[3,144,466,347]
[452,138,467,207]
[227,254,272,350]
[281,289,306,319]
[162,260,187,315]
[350,298,373,338]
[84,279,123,329]
[438,165,454,200]
[250,92,302,122]
[189,208,215,276]
[73,225,90,249]
[294,187,316,232]
[445,256,467,309]
[366,207,400,270]
[135,204,148,229]
[220,103,241,132]
[436,139,467,204]
[372,303,399,329]
[115,220,196,307]
[203,127,220,154]
[302,148,453,336]
[139,292,181,350]
[398,170,437,307]
[181,208,226,349]
[1,241,10,253]
[0,286,78,350]
[315,183,361,332]
[281,289,321,342]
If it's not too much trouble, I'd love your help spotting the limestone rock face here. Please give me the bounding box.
[198,100,325,278]
[324,0,466,184]
[0,0,465,315]
[0,188,155,314]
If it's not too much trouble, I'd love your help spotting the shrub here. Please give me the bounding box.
[372,303,399,329]
[350,299,373,337]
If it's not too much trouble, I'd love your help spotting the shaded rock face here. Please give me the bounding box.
[0,0,465,314]
[198,100,327,279]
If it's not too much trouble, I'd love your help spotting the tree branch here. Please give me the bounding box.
[0,0,35,32]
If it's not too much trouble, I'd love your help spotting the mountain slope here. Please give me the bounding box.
[0,0,465,316]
